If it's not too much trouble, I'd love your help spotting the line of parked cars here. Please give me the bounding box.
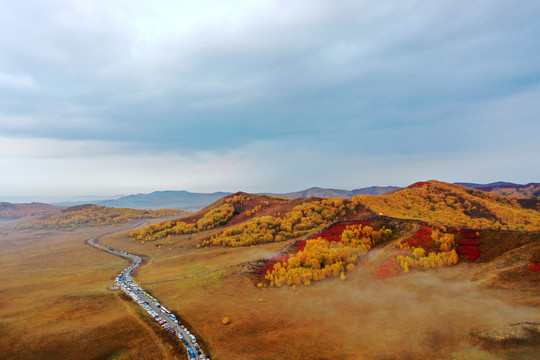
[89,237,210,360]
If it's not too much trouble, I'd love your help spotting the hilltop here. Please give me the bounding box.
[130,180,540,247]
[128,192,369,244]
[90,187,398,211]
[0,202,62,219]
[17,204,187,230]
[355,180,540,231]
[47,186,399,212]
[22,182,535,214]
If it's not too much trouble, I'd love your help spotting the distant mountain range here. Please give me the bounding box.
[94,190,231,212]
[474,183,539,199]
[454,181,518,189]
[273,186,402,199]
[92,186,402,211]
[2,181,537,214]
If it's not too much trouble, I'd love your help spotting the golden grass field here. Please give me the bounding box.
[1,215,539,360]
[0,217,184,360]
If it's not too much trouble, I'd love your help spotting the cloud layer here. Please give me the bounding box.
[1,0,539,196]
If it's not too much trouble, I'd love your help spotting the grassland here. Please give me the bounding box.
[0,217,185,360]
[101,219,540,360]
[0,202,61,219]
[2,182,539,360]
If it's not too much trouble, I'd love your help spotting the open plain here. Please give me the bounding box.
[0,218,183,360]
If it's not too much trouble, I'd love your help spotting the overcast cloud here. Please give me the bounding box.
[0,0,539,197]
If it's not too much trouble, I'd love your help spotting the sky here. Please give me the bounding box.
[1,0,539,199]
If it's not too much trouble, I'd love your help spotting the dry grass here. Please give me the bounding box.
[0,219,184,360]
[2,215,539,360]
[102,225,540,360]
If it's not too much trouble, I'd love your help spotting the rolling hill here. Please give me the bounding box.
[126,180,540,297]
[128,192,358,244]
[15,181,534,215]
[89,182,538,212]
[0,202,62,219]
[17,204,188,230]
[355,180,540,231]
[133,180,540,246]
[78,186,398,211]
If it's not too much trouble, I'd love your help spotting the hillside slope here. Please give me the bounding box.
[355,180,540,231]
[129,192,373,245]
[18,204,187,230]
[0,202,62,219]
